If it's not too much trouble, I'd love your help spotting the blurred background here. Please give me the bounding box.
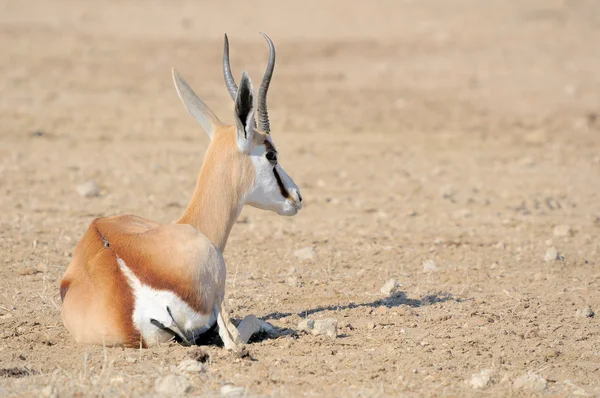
[1,0,600,396]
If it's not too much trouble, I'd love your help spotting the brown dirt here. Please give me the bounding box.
[1,0,600,396]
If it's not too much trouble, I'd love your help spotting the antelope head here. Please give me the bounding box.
[172,33,302,218]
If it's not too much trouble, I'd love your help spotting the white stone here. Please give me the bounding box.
[298,318,315,332]
[469,369,492,389]
[423,259,438,272]
[286,276,300,288]
[155,374,193,395]
[576,307,594,318]
[553,225,573,237]
[220,385,246,396]
[76,181,101,198]
[312,318,338,338]
[177,359,205,374]
[544,247,559,262]
[293,246,316,261]
[513,373,547,393]
[41,385,58,398]
[380,279,401,296]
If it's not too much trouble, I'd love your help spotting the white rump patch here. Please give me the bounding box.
[117,257,214,346]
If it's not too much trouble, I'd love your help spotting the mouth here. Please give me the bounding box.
[288,199,302,211]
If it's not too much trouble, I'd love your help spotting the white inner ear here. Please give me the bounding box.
[236,109,255,153]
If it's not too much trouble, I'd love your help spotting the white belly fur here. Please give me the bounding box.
[117,257,214,346]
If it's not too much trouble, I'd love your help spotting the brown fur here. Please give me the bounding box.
[60,126,260,346]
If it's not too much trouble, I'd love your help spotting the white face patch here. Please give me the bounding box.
[117,257,214,346]
[244,138,303,216]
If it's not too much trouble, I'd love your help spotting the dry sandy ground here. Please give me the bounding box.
[1,0,600,396]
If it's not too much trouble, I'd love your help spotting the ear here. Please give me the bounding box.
[234,71,255,153]
[172,68,222,140]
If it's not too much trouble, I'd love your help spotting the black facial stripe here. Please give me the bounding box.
[264,140,277,153]
[272,167,290,199]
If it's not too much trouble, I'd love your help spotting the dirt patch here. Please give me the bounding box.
[1,0,600,396]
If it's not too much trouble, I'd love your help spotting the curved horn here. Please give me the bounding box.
[257,32,275,133]
[223,33,238,100]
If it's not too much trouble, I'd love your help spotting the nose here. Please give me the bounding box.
[289,189,303,208]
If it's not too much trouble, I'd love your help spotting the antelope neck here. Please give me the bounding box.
[177,133,250,252]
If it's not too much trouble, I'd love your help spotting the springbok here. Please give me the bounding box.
[60,33,302,349]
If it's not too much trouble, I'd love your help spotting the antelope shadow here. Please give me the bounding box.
[194,291,462,346]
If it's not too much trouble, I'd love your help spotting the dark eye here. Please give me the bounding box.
[266,151,277,163]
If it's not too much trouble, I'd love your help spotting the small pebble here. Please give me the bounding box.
[576,307,594,318]
[470,369,493,389]
[155,374,193,395]
[523,130,548,145]
[312,318,338,338]
[293,246,316,261]
[513,373,547,393]
[220,385,246,396]
[18,268,39,276]
[298,318,315,332]
[380,279,401,296]
[41,385,58,398]
[544,247,559,262]
[375,306,389,315]
[286,276,300,288]
[177,359,205,374]
[36,263,48,273]
[76,181,101,198]
[553,225,573,238]
[423,259,438,272]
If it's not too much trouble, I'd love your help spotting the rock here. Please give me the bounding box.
[36,263,48,273]
[542,348,560,361]
[313,319,338,338]
[375,306,389,315]
[470,369,493,389]
[220,385,246,396]
[35,331,55,346]
[576,307,594,318]
[177,359,205,374]
[76,181,100,198]
[298,318,337,338]
[110,376,124,385]
[298,318,315,332]
[0,313,13,320]
[41,385,58,398]
[441,185,455,199]
[155,374,193,395]
[286,276,300,288]
[553,225,573,237]
[423,259,438,272]
[18,267,39,276]
[293,246,316,261]
[513,373,547,393]
[544,247,559,262]
[380,279,401,296]
[523,130,548,146]
[453,208,472,219]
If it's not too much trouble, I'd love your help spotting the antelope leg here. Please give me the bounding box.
[214,304,237,350]
[218,300,242,344]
